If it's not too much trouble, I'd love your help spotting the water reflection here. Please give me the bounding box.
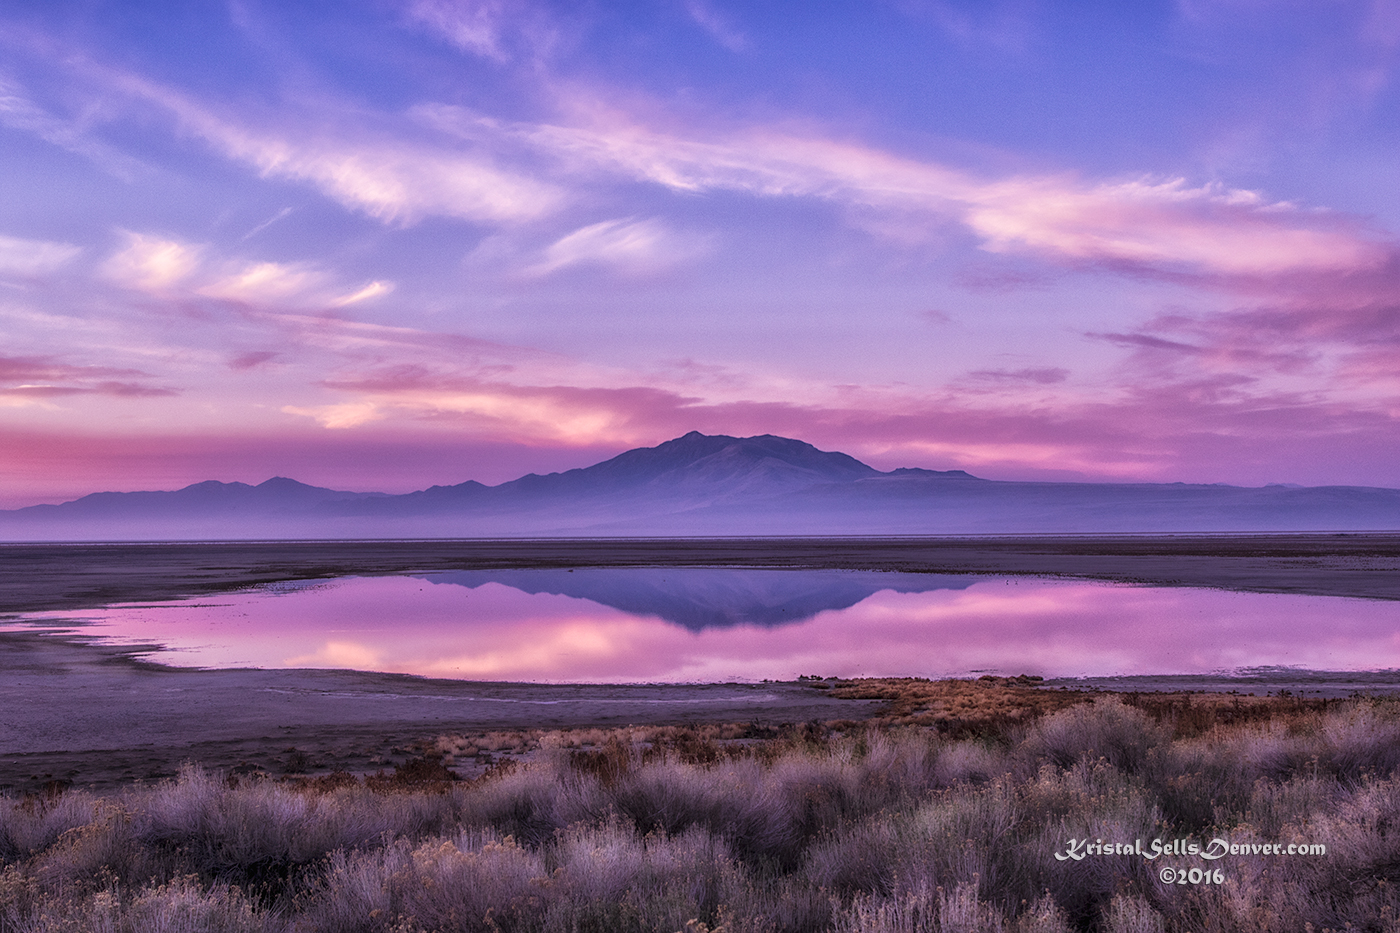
[412,569,978,630]
[6,569,1400,682]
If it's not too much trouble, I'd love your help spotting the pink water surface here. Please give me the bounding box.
[9,575,1400,682]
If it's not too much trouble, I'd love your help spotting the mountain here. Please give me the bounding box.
[340,431,881,514]
[13,476,384,519]
[2,431,1398,540]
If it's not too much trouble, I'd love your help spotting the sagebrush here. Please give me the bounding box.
[3,693,1398,932]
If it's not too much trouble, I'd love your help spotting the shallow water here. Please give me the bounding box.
[6,567,1400,682]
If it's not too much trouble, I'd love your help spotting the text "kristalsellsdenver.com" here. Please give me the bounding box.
[1055,837,1327,862]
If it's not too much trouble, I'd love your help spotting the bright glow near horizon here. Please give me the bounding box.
[3,2,1400,505]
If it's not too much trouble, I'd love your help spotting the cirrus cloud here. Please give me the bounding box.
[100,231,392,310]
[525,217,710,276]
[8,28,1384,282]
[0,234,81,277]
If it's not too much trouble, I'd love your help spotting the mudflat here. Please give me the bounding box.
[0,631,886,792]
[3,534,1399,613]
[4,534,1399,793]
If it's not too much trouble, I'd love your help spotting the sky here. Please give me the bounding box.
[2,0,1400,506]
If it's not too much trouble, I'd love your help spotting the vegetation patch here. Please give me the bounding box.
[827,675,1087,732]
[3,689,1400,931]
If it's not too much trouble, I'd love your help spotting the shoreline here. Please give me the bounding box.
[3,534,1400,614]
[6,629,1400,794]
[6,534,1399,792]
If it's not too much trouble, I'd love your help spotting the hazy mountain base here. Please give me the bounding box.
[3,694,1398,933]
[7,481,1400,539]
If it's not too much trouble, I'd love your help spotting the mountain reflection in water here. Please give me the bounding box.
[6,568,1400,682]
[411,569,980,630]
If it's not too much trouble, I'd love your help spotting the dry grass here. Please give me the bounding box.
[827,676,1088,733]
[3,686,1400,932]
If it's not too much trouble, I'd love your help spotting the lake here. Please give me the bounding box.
[7,567,1400,682]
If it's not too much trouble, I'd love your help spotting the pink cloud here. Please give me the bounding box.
[539,95,1389,275]
[967,367,1069,384]
[8,27,1393,287]
[5,362,1400,510]
[0,234,81,276]
[525,217,710,277]
[228,351,279,371]
[0,39,563,227]
[263,352,1400,489]
[1092,260,1400,400]
[99,231,396,310]
[0,355,174,398]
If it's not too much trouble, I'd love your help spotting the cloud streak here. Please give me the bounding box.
[426,98,1392,278]
[9,27,1386,282]
[100,232,392,310]
[0,354,173,400]
[0,234,81,277]
[683,0,751,52]
[526,217,708,276]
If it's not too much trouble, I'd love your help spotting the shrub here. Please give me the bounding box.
[1020,699,1167,774]
[5,694,1400,933]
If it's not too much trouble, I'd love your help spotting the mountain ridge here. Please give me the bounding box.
[3,431,1398,539]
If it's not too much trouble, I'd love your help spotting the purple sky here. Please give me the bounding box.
[3,0,1400,506]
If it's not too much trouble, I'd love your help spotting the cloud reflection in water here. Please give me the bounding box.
[8,570,1399,682]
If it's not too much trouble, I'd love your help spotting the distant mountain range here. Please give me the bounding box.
[3,431,1399,540]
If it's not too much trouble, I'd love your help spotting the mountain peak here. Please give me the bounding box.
[256,476,315,490]
[505,432,880,498]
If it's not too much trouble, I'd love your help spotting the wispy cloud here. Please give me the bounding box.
[0,75,148,180]
[404,0,560,62]
[968,367,1070,384]
[102,232,203,292]
[0,234,81,277]
[156,100,563,226]
[406,0,512,60]
[6,28,1390,282]
[329,280,395,307]
[228,351,278,371]
[424,98,1391,279]
[239,207,294,242]
[272,350,1400,486]
[197,260,329,304]
[526,217,709,276]
[0,354,174,399]
[891,0,1034,53]
[281,400,385,429]
[683,0,750,52]
[0,48,563,226]
[100,231,393,309]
